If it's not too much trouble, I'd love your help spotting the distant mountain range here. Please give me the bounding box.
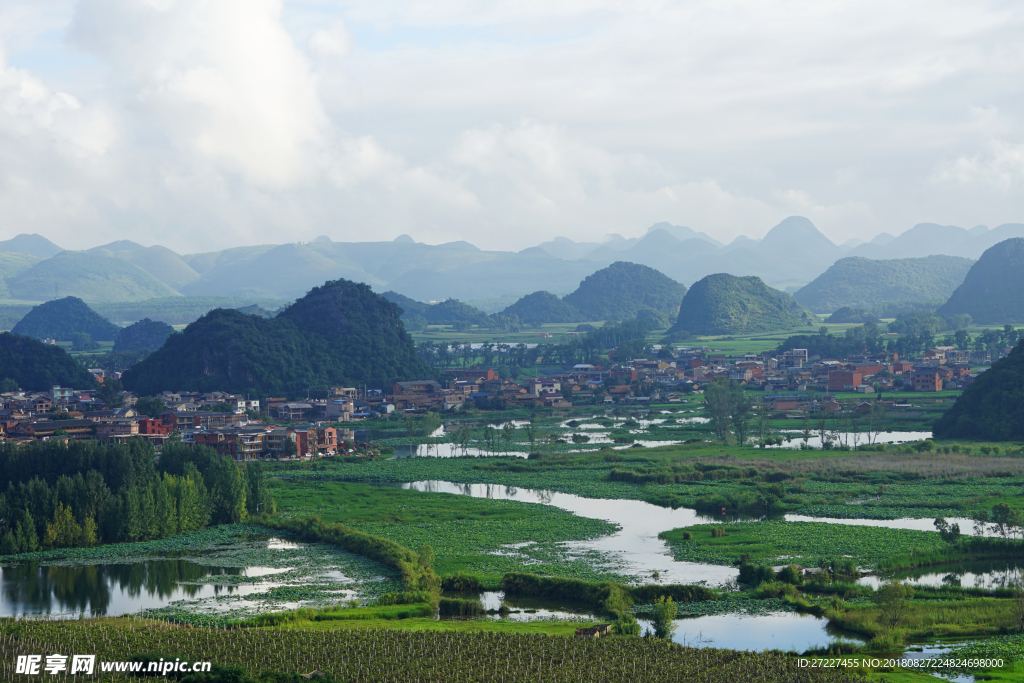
[1,217,1023,312]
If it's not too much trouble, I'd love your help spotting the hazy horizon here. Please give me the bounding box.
[2,1,1022,253]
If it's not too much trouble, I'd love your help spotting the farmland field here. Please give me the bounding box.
[0,619,874,683]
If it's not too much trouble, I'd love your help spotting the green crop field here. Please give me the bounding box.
[0,619,871,683]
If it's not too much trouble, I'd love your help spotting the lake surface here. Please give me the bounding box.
[860,558,1024,589]
[0,560,285,618]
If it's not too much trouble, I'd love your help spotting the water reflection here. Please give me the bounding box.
[860,558,1024,590]
[643,611,863,652]
[767,431,933,449]
[0,560,272,618]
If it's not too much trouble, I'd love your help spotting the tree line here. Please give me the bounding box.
[777,320,1023,361]
[0,439,274,555]
[416,319,658,371]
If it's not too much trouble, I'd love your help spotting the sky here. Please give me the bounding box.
[0,0,1022,253]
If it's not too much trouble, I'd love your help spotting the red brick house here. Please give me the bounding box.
[828,371,862,392]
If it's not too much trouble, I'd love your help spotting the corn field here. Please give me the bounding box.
[0,617,869,682]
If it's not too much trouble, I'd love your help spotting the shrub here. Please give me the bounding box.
[612,612,642,637]
[775,565,803,585]
[738,563,774,586]
[441,572,483,592]
[438,598,485,616]
[651,597,678,639]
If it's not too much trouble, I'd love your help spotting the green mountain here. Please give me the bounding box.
[7,251,180,302]
[11,297,121,341]
[113,318,175,353]
[933,340,1024,440]
[0,333,98,390]
[562,262,687,321]
[825,307,880,324]
[670,273,814,335]
[937,238,1024,323]
[88,240,200,291]
[122,279,434,396]
[501,291,580,323]
[380,291,427,317]
[379,292,489,325]
[794,255,975,312]
[0,233,63,257]
[0,252,45,298]
[93,297,287,326]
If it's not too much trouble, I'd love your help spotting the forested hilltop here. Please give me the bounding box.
[11,297,120,341]
[0,333,98,391]
[500,291,580,324]
[933,340,1024,441]
[671,274,813,335]
[795,255,974,312]
[562,261,687,321]
[938,238,1024,323]
[122,279,434,396]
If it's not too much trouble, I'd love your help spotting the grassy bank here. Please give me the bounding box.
[267,478,621,583]
[661,521,1023,571]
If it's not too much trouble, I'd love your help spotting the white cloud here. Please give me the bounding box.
[70,0,328,187]
[935,140,1024,191]
[0,0,1022,251]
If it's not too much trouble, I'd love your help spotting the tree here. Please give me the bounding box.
[873,579,914,630]
[501,422,516,455]
[134,396,167,418]
[612,612,642,636]
[990,503,1023,540]
[1,377,18,392]
[728,383,752,446]
[933,517,961,544]
[754,397,771,447]
[71,332,98,352]
[651,596,678,639]
[522,421,538,455]
[866,400,886,445]
[97,377,124,409]
[704,381,731,443]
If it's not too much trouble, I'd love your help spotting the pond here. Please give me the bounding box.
[767,431,933,449]
[645,611,862,652]
[0,559,287,618]
[0,530,378,620]
[859,558,1024,590]
[444,590,862,652]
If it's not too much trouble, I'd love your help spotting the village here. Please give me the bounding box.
[0,339,1006,460]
